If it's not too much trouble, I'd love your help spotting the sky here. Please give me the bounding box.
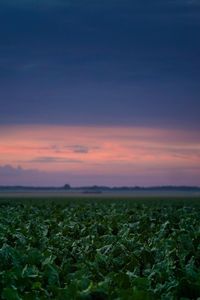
[0,0,200,186]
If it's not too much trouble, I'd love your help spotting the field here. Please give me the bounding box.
[1,196,200,299]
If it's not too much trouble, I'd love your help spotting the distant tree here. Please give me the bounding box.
[64,184,71,190]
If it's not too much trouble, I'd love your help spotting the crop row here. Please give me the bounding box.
[0,200,200,299]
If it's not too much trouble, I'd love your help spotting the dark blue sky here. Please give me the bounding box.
[0,0,200,129]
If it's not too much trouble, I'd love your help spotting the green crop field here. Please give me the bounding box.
[0,197,200,299]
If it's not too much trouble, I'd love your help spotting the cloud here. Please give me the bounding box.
[71,145,89,153]
[51,144,90,154]
[63,145,90,154]
[0,164,58,186]
[28,156,82,163]
[0,164,21,176]
[51,144,100,154]
[0,164,43,177]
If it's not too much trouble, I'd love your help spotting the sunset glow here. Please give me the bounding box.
[0,125,199,186]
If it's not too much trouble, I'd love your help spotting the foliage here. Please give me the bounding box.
[0,198,200,299]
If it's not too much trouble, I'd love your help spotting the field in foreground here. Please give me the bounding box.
[0,197,200,299]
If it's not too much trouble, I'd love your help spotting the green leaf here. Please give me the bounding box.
[2,287,22,300]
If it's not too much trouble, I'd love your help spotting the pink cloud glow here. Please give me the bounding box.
[0,125,200,186]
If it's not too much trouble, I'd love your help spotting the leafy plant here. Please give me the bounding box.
[0,198,200,299]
